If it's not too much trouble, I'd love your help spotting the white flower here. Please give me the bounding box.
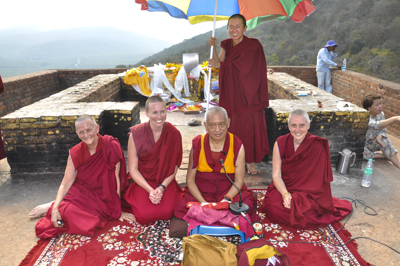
[264,226,272,232]
[105,244,114,250]
[113,225,121,231]
[300,232,310,238]
[117,257,127,263]
[278,241,288,248]
[271,224,279,229]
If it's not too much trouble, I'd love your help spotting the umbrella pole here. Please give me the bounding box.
[206,0,219,113]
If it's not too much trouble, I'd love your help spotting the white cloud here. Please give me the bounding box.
[0,0,227,43]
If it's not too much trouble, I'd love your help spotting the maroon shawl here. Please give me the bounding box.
[130,121,182,183]
[65,134,127,221]
[0,75,4,94]
[270,132,349,227]
[219,35,269,115]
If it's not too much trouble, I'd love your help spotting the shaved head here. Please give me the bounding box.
[205,106,228,123]
[75,115,97,130]
[288,109,310,124]
[145,95,166,112]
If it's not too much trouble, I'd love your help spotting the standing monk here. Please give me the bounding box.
[123,96,184,224]
[261,110,352,229]
[33,115,135,238]
[208,14,270,175]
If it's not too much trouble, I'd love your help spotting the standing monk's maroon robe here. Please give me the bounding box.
[35,134,127,238]
[262,133,352,229]
[219,35,270,163]
[174,133,259,222]
[123,122,184,224]
[0,75,5,160]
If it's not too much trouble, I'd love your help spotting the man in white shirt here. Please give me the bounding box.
[316,40,341,93]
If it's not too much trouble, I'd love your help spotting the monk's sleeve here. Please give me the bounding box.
[232,41,268,107]
[108,139,127,191]
[172,130,183,168]
[191,135,202,169]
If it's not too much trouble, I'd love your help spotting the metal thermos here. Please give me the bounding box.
[336,149,356,174]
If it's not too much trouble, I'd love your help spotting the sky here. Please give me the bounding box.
[0,0,227,44]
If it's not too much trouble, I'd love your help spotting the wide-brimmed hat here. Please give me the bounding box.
[325,40,337,47]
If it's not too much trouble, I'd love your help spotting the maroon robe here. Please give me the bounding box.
[35,134,127,238]
[219,35,270,163]
[0,75,4,94]
[0,75,5,160]
[123,122,184,224]
[174,133,259,222]
[261,133,352,229]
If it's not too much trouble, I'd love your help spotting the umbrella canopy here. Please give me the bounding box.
[135,0,316,29]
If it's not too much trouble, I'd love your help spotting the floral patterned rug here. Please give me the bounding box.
[20,190,370,266]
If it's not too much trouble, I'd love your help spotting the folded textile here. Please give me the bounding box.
[184,204,253,238]
[236,238,291,266]
[187,201,229,210]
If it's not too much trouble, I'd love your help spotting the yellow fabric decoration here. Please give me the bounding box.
[246,245,281,266]
[187,106,201,111]
[232,222,240,231]
[198,133,235,173]
[123,66,151,96]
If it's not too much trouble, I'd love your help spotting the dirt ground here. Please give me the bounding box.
[0,110,399,266]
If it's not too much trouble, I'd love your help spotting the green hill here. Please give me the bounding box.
[128,0,400,83]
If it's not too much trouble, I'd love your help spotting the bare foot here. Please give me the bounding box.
[247,162,258,175]
[28,202,53,219]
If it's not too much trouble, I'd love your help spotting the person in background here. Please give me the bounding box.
[316,40,341,93]
[362,94,400,169]
[208,14,270,175]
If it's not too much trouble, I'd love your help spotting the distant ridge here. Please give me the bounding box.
[0,26,173,78]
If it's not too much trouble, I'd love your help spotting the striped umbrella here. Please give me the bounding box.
[135,0,315,29]
[135,0,315,108]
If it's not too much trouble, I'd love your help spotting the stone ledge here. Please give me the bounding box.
[1,74,140,176]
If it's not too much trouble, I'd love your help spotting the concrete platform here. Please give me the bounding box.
[0,110,399,266]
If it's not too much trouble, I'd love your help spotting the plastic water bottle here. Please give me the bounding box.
[362,159,373,187]
[342,59,347,71]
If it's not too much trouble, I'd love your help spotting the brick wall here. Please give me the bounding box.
[77,75,122,103]
[58,68,128,90]
[0,69,129,118]
[1,74,139,176]
[0,70,61,117]
[268,79,298,100]
[332,70,400,136]
[269,66,318,87]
